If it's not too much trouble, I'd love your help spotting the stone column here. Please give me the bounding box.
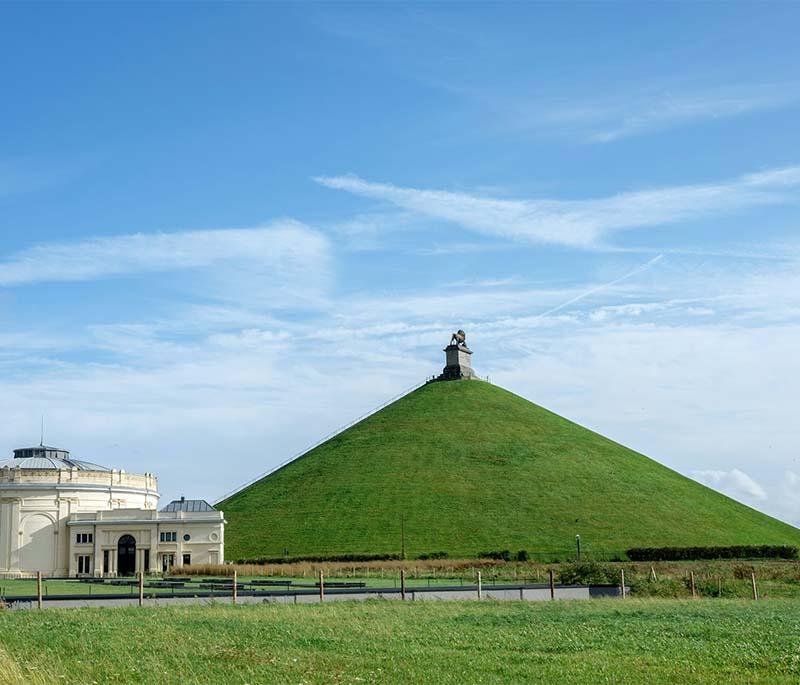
[93,525,101,577]
[8,498,21,572]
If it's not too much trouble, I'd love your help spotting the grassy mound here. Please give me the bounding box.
[221,380,800,559]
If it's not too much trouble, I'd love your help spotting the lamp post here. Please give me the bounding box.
[576,534,581,562]
[400,515,406,560]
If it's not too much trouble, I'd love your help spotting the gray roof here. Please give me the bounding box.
[160,498,216,513]
[1,446,110,472]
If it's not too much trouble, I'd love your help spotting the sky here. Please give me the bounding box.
[1,3,799,527]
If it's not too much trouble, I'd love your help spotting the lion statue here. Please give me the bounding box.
[450,330,467,346]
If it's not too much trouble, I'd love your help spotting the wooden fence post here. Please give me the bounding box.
[138,571,144,607]
[650,566,657,582]
[477,571,482,600]
[751,572,758,601]
[400,569,406,601]
[232,570,238,605]
[319,570,325,603]
[549,569,555,600]
[690,571,697,599]
[620,569,626,599]
[37,571,42,610]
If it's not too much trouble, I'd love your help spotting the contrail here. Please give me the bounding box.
[535,254,664,320]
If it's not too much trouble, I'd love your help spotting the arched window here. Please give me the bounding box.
[117,534,136,576]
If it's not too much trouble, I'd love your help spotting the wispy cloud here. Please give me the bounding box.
[0,220,330,287]
[510,82,800,143]
[692,468,768,501]
[315,167,800,248]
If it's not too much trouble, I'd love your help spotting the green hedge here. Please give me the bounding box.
[416,551,449,560]
[626,545,798,561]
[478,550,530,562]
[234,553,401,565]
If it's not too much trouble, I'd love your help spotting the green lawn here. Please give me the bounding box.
[221,380,800,559]
[1,599,799,684]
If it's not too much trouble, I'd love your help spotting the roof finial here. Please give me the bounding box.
[40,416,44,447]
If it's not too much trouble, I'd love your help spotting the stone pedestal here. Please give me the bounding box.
[439,344,476,380]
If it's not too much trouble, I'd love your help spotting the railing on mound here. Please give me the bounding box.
[214,377,432,505]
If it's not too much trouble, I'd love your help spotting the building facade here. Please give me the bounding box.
[68,498,224,576]
[0,445,224,577]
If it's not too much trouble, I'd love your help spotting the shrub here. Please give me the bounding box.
[733,564,756,580]
[416,551,449,560]
[557,561,619,585]
[233,553,401,565]
[478,550,511,561]
[515,550,529,562]
[626,545,798,562]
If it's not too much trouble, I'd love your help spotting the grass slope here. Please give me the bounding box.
[221,380,800,559]
[2,601,800,684]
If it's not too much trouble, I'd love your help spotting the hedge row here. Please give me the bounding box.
[478,550,530,562]
[626,545,798,561]
[234,553,401,565]
[416,551,449,560]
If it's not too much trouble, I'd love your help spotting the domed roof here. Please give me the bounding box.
[0,446,111,472]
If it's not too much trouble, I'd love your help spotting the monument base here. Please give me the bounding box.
[436,342,477,381]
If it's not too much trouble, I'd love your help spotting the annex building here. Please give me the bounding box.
[0,445,224,577]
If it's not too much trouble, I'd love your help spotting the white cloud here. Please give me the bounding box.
[315,167,800,248]
[692,468,768,501]
[0,220,330,287]
[509,82,800,143]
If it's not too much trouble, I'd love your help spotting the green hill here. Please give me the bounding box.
[220,380,800,560]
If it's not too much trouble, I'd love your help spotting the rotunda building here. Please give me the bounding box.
[0,445,159,576]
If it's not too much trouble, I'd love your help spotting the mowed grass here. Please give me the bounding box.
[221,380,800,559]
[1,600,800,684]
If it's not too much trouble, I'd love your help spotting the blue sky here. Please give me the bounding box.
[2,3,800,526]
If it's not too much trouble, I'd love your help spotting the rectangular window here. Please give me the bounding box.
[162,553,175,573]
[144,549,150,572]
[182,553,191,567]
[160,531,177,542]
[103,550,109,574]
[77,555,91,574]
[76,533,93,544]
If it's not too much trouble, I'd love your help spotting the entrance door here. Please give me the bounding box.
[117,535,136,576]
[162,553,175,573]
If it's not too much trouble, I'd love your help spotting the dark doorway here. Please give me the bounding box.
[117,535,136,576]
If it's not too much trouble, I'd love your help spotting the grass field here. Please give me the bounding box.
[1,599,799,684]
[221,380,800,559]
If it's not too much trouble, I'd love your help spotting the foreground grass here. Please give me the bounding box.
[1,599,800,684]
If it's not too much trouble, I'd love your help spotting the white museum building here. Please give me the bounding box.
[0,444,225,577]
